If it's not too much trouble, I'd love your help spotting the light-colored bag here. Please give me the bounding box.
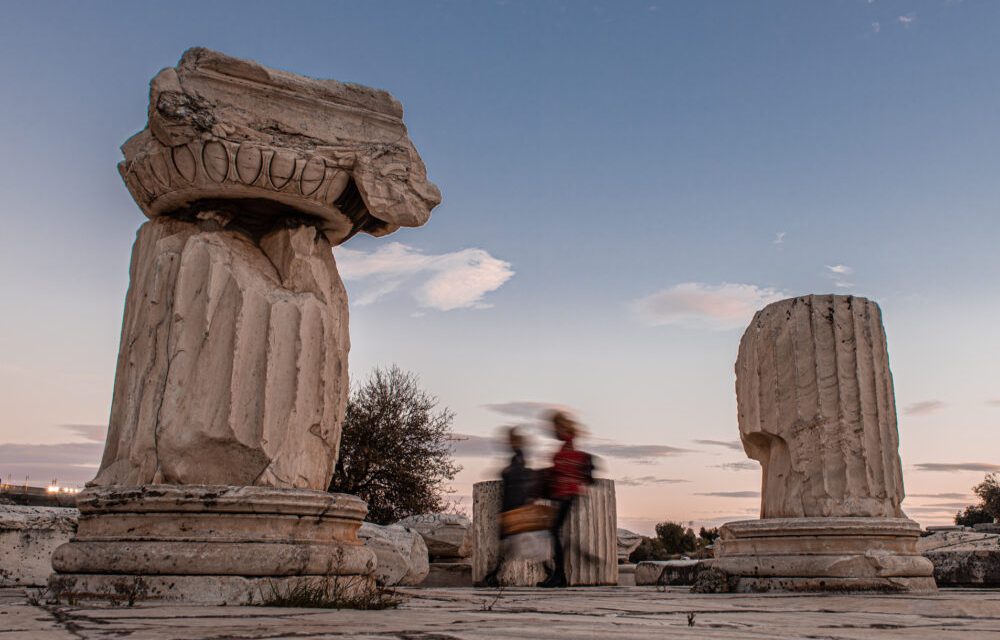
[506,530,551,562]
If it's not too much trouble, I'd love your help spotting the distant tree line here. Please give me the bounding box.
[629,522,720,562]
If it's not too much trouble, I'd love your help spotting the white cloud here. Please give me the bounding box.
[773,232,786,245]
[825,264,854,289]
[872,21,881,33]
[826,264,853,275]
[898,13,916,27]
[632,283,786,331]
[335,242,514,311]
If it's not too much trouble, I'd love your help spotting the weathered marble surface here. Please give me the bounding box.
[472,479,618,586]
[93,220,349,489]
[397,513,472,559]
[0,506,77,586]
[736,295,905,519]
[6,586,1000,639]
[357,522,429,586]
[120,48,441,245]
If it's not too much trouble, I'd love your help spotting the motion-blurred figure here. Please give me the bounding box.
[537,410,593,588]
[482,426,536,587]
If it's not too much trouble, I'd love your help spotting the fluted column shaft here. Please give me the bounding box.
[735,295,905,519]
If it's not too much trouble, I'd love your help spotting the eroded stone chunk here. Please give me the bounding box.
[396,513,472,560]
[735,295,906,519]
[91,218,349,489]
[119,48,441,245]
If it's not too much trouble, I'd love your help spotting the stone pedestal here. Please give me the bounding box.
[711,518,935,592]
[472,479,617,587]
[50,485,374,604]
[715,295,935,593]
[1,506,77,587]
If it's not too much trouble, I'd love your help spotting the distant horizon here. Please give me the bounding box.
[3,1,1000,534]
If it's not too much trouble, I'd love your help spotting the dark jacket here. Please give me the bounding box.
[500,450,535,512]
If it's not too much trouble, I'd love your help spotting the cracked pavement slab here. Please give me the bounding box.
[3,586,1000,639]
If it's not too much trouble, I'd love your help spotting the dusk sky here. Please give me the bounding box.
[2,1,999,533]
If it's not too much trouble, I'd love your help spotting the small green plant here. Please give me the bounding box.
[257,575,400,610]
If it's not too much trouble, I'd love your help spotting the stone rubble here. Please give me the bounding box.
[358,522,430,586]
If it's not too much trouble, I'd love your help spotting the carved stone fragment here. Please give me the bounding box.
[119,48,440,246]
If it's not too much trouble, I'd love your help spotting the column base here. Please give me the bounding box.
[710,517,937,593]
[50,485,376,604]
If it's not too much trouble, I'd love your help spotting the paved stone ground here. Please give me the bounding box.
[3,586,1000,639]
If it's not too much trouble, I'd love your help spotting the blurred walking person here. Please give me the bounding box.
[537,410,593,588]
[481,426,536,587]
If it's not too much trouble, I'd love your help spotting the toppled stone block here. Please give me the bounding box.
[635,559,703,586]
[617,528,642,563]
[358,522,429,586]
[420,562,473,588]
[1,506,78,586]
[918,530,1000,586]
[924,550,1000,587]
[396,513,471,560]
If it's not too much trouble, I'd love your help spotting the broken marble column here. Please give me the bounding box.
[472,479,618,587]
[712,295,936,593]
[51,48,440,604]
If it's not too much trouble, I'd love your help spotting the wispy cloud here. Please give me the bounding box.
[697,491,760,498]
[914,462,1000,473]
[773,232,786,245]
[908,492,970,500]
[916,501,975,509]
[336,242,514,311]
[449,433,500,457]
[904,400,945,416]
[986,399,1000,407]
[898,13,916,27]
[589,442,694,461]
[483,401,573,420]
[61,424,106,442]
[617,476,689,487]
[693,439,742,451]
[632,283,786,331]
[0,441,103,485]
[715,461,760,471]
[871,21,881,33]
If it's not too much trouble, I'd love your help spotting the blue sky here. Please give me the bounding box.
[1,1,999,532]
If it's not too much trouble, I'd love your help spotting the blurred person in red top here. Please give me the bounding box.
[538,410,592,588]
